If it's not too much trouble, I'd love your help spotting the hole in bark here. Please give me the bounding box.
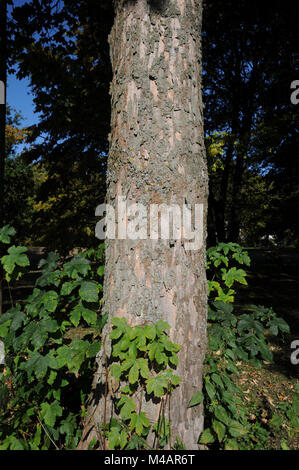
[147,0,167,12]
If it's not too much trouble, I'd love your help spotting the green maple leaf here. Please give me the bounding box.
[130,412,150,436]
[79,281,99,303]
[0,225,16,244]
[63,255,91,279]
[108,427,121,450]
[128,363,139,384]
[222,267,247,288]
[70,303,97,326]
[30,318,59,349]
[39,252,59,270]
[70,305,81,327]
[111,363,122,381]
[1,245,29,280]
[146,375,168,397]
[25,289,59,317]
[136,358,149,379]
[40,401,62,428]
[9,306,26,331]
[20,352,57,379]
[36,269,61,288]
[41,291,59,313]
[61,280,79,296]
[118,396,136,420]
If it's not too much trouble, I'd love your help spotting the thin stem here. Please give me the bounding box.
[168,384,171,450]
[37,413,59,450]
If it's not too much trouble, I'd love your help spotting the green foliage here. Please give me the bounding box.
[4,107,35,245]
[1,245,30,281]
[0,233,295,450]
[188,391,204,408]
[104,318,181,449]
[9,1,113,251]
[200,299,290,449]
[0,225,180,451]
[207,242,250,303]
[269,384,299,440]
[0,227,106,449]
[0,225,16,245]
[194,242,294,450]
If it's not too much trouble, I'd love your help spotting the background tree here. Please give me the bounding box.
[203,0,299,245]
[8,0,113,250]
[0,0,8,317]
[3,107,35,244]
[8,0,299,248]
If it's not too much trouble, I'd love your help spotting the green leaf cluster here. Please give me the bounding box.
[207,243,250,303]
[106,318,181,449]
[0,227,106,450]
[198,243,293,450]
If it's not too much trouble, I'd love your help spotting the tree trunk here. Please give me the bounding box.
[79,0,208,450]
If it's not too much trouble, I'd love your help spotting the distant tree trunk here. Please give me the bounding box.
[207,189,218,246]
[79,0,208,450]
[228,65,257,243]
[217,126,237,242]
[228,126,253,243]
[227,151,244,243]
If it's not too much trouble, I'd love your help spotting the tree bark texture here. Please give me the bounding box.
[79,0,208,450]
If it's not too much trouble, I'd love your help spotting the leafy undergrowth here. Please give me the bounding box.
[0,225,107,450]
[1,227,298,450]
[200,243,299,450]
[198,300,299,450]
